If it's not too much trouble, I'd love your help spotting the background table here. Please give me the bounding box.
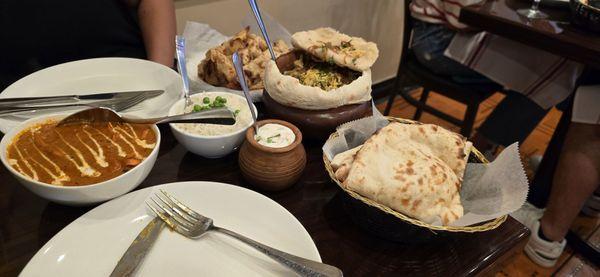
[461,0,600,267]
[460,0,600,69]
[0,125,529,276]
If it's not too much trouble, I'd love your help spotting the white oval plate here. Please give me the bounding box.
[0,58,182,133]
[21,181,321,276]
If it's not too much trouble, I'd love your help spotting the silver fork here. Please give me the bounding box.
[146,189,343,277]
[0,93,146,116]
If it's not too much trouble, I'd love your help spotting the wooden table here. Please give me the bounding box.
[460,0,600,68]
[0,125,529,276]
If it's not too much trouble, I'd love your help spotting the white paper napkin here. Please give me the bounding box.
[181,12,292,102]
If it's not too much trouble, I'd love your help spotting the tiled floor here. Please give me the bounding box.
[377,89,600,276]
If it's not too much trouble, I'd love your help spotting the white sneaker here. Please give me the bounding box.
[511,202,567,268]
[582,193,600,218]
[524,221,567,268]
[511,202,544,229]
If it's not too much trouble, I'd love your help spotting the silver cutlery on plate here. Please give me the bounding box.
[110,217,166,277]
[146,189,343,277]
[57,106,236,126]
[0,90,163,116]
[0,89,163,107]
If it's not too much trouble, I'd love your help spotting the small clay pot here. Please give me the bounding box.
[238,119,306,191]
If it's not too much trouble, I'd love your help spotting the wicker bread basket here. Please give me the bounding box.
[323,117,507,233]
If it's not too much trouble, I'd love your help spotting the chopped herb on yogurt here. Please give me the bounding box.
[254,124,295,148]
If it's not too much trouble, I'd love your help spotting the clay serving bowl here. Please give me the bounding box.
[262,50,373,141]
[238,119,306,191]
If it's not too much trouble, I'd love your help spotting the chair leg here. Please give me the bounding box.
[413,89,430,120]
[384,72,406,116]
[461,103,479,137]
[383,89,397,116]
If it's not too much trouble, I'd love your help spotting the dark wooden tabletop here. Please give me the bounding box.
[0,124,529,276]
[460,0,600,68]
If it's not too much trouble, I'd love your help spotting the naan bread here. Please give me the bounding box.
[331,145,362,182]
[338,123,470,225]
[264,60,372,110]
[393,123,472,181]
[292,27,379,72]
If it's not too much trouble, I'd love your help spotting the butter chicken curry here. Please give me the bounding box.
[7,120,156,186]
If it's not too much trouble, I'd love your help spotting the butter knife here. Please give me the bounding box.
[0,89,164,107]
[110,216,165,277]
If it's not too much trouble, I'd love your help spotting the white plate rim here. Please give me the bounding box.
[21,181,321,276]
[0,57,182,134]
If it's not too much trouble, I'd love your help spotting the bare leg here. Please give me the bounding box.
[540,123,600,241]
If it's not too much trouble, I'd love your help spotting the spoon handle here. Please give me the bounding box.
[214,226,343,277]
[248,0,276,61]
[231,52,258,133]
[175,36,192,108]
[124,108,236,125]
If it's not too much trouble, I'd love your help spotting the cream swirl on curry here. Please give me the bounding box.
[6,120,156,186]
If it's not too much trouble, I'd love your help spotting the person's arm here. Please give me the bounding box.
[127,0,176,68]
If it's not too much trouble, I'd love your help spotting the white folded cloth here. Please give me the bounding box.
[444,31,584,109]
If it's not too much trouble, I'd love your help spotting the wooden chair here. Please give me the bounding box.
[383,0,498,137]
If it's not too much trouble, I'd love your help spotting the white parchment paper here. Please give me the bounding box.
[323,114,529,227]
[181,12,292,102]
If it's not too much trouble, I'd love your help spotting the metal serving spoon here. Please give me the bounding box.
[231,52,258,134]
[57,107,236,126]
[248,0,276,61]
[175,36,193,109]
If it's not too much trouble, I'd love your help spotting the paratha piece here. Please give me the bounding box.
[198,26,290,90]
[292,27,379,72]
[341,123,468,225]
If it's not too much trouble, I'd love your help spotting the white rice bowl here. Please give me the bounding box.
[170,92,253,136]
[168,92,256,158]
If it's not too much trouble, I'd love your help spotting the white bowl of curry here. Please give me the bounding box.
[0,114,160,205]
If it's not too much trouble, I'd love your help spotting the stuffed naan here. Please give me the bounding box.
[333,123,471,225]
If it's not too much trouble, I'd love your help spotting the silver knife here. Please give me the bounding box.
[0,89,164,107]
[110,216,165,277]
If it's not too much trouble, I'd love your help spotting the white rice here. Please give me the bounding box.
[173,92,253,136]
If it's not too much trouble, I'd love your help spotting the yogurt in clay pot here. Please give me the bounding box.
[254,123,296,148]
[239,119,306,191]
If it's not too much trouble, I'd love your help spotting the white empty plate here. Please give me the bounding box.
[0,58,182,133]
[21,181,321,276]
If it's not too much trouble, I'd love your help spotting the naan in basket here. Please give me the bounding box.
[333,123,472,225]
